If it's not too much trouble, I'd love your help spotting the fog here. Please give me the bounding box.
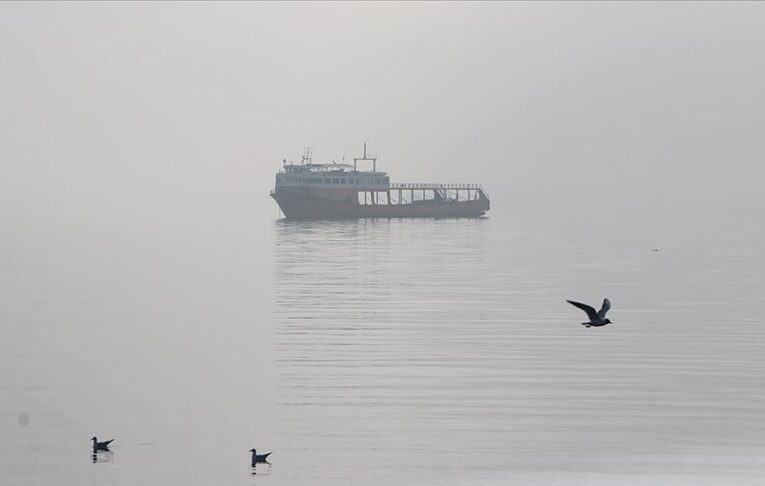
[2,2,764,221]
[4,4,765,485]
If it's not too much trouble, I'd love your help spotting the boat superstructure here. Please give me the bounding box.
[270,144,490,219]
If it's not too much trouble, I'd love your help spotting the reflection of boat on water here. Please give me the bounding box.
[270,144,490,219]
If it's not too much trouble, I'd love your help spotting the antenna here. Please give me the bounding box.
[353,142,377,172]
[301,147,313,165]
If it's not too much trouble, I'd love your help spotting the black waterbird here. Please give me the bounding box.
[250,448,272,465]
[566,298,613,327]
[91,436,114,452]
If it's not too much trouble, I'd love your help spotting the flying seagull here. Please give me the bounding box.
[91,437,114,452]
[566,298,612,327]
[250,448,272,465]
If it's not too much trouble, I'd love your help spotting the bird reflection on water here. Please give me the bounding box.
[250,461,273,476]
[91,452,113,464]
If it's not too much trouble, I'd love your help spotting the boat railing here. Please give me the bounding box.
[390,183,484,190]
[390,182,489,198]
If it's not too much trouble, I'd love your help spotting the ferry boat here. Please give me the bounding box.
[270,144,490,219]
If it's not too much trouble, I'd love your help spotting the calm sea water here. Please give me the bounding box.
[2,208,765,485]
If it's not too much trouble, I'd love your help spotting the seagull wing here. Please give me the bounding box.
[102,439,114,447]
[597,298,611,318]
[566,300,598,321]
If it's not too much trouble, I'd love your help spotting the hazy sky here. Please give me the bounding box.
[2,2,764,223]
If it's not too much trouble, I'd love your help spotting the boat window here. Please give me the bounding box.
[333,178,339,184]
[340,179,346,184]
[375,178,381,184]
[324,178,331,184]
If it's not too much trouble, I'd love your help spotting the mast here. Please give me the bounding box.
[353,142,377,172]
[301,147,313,165]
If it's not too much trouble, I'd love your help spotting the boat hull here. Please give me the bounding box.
[271,189,489,219]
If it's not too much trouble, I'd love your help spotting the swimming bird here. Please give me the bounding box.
[250,448,272,465]
[566,298,612,327]
[91,437,114,452]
